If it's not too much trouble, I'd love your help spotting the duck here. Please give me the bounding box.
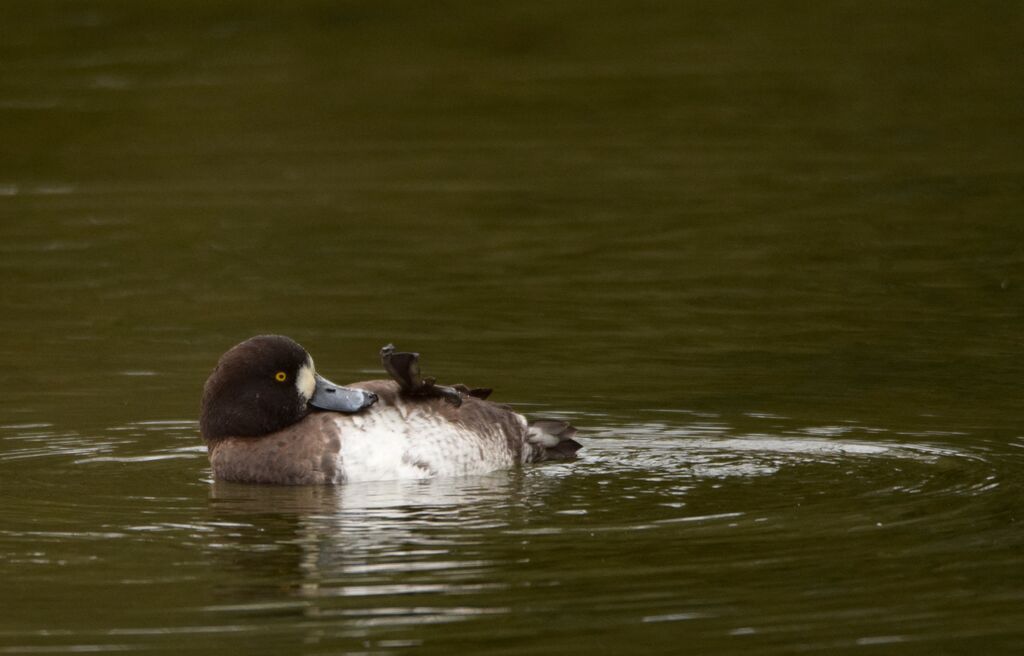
[199,335,581,485]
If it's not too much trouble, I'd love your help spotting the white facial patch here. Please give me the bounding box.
[296,357,316,402]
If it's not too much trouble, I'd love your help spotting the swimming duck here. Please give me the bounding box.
[200,335,581,485]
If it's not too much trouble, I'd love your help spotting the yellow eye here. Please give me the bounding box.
[275,371,287,382]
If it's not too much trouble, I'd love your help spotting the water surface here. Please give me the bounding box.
[1,1,1023,654]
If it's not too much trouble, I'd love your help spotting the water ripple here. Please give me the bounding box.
[0,414,1021,653]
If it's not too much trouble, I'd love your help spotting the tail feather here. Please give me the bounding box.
[527,419,582,460]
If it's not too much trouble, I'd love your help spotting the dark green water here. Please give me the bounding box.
[2,1,1023,653]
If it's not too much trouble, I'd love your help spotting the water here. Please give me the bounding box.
[1,1,1023,653]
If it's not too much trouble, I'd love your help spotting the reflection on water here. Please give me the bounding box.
[6,411,1019,653]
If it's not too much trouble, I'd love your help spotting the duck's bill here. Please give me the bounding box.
[309,374,378,413]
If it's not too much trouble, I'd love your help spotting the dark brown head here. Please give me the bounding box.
[199,335,377,441]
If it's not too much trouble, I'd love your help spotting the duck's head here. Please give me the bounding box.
[199,335,377,441]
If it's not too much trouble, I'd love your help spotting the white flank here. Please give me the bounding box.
[328,402,524,483]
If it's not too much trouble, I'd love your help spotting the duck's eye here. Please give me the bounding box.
[274,371,288,382]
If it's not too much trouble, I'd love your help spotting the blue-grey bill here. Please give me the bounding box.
[309,374,378,413]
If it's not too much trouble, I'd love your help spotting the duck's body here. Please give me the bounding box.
[201,336,579,485]
[207,380,543,485]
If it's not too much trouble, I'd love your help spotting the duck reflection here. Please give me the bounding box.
[202,473,526,639]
